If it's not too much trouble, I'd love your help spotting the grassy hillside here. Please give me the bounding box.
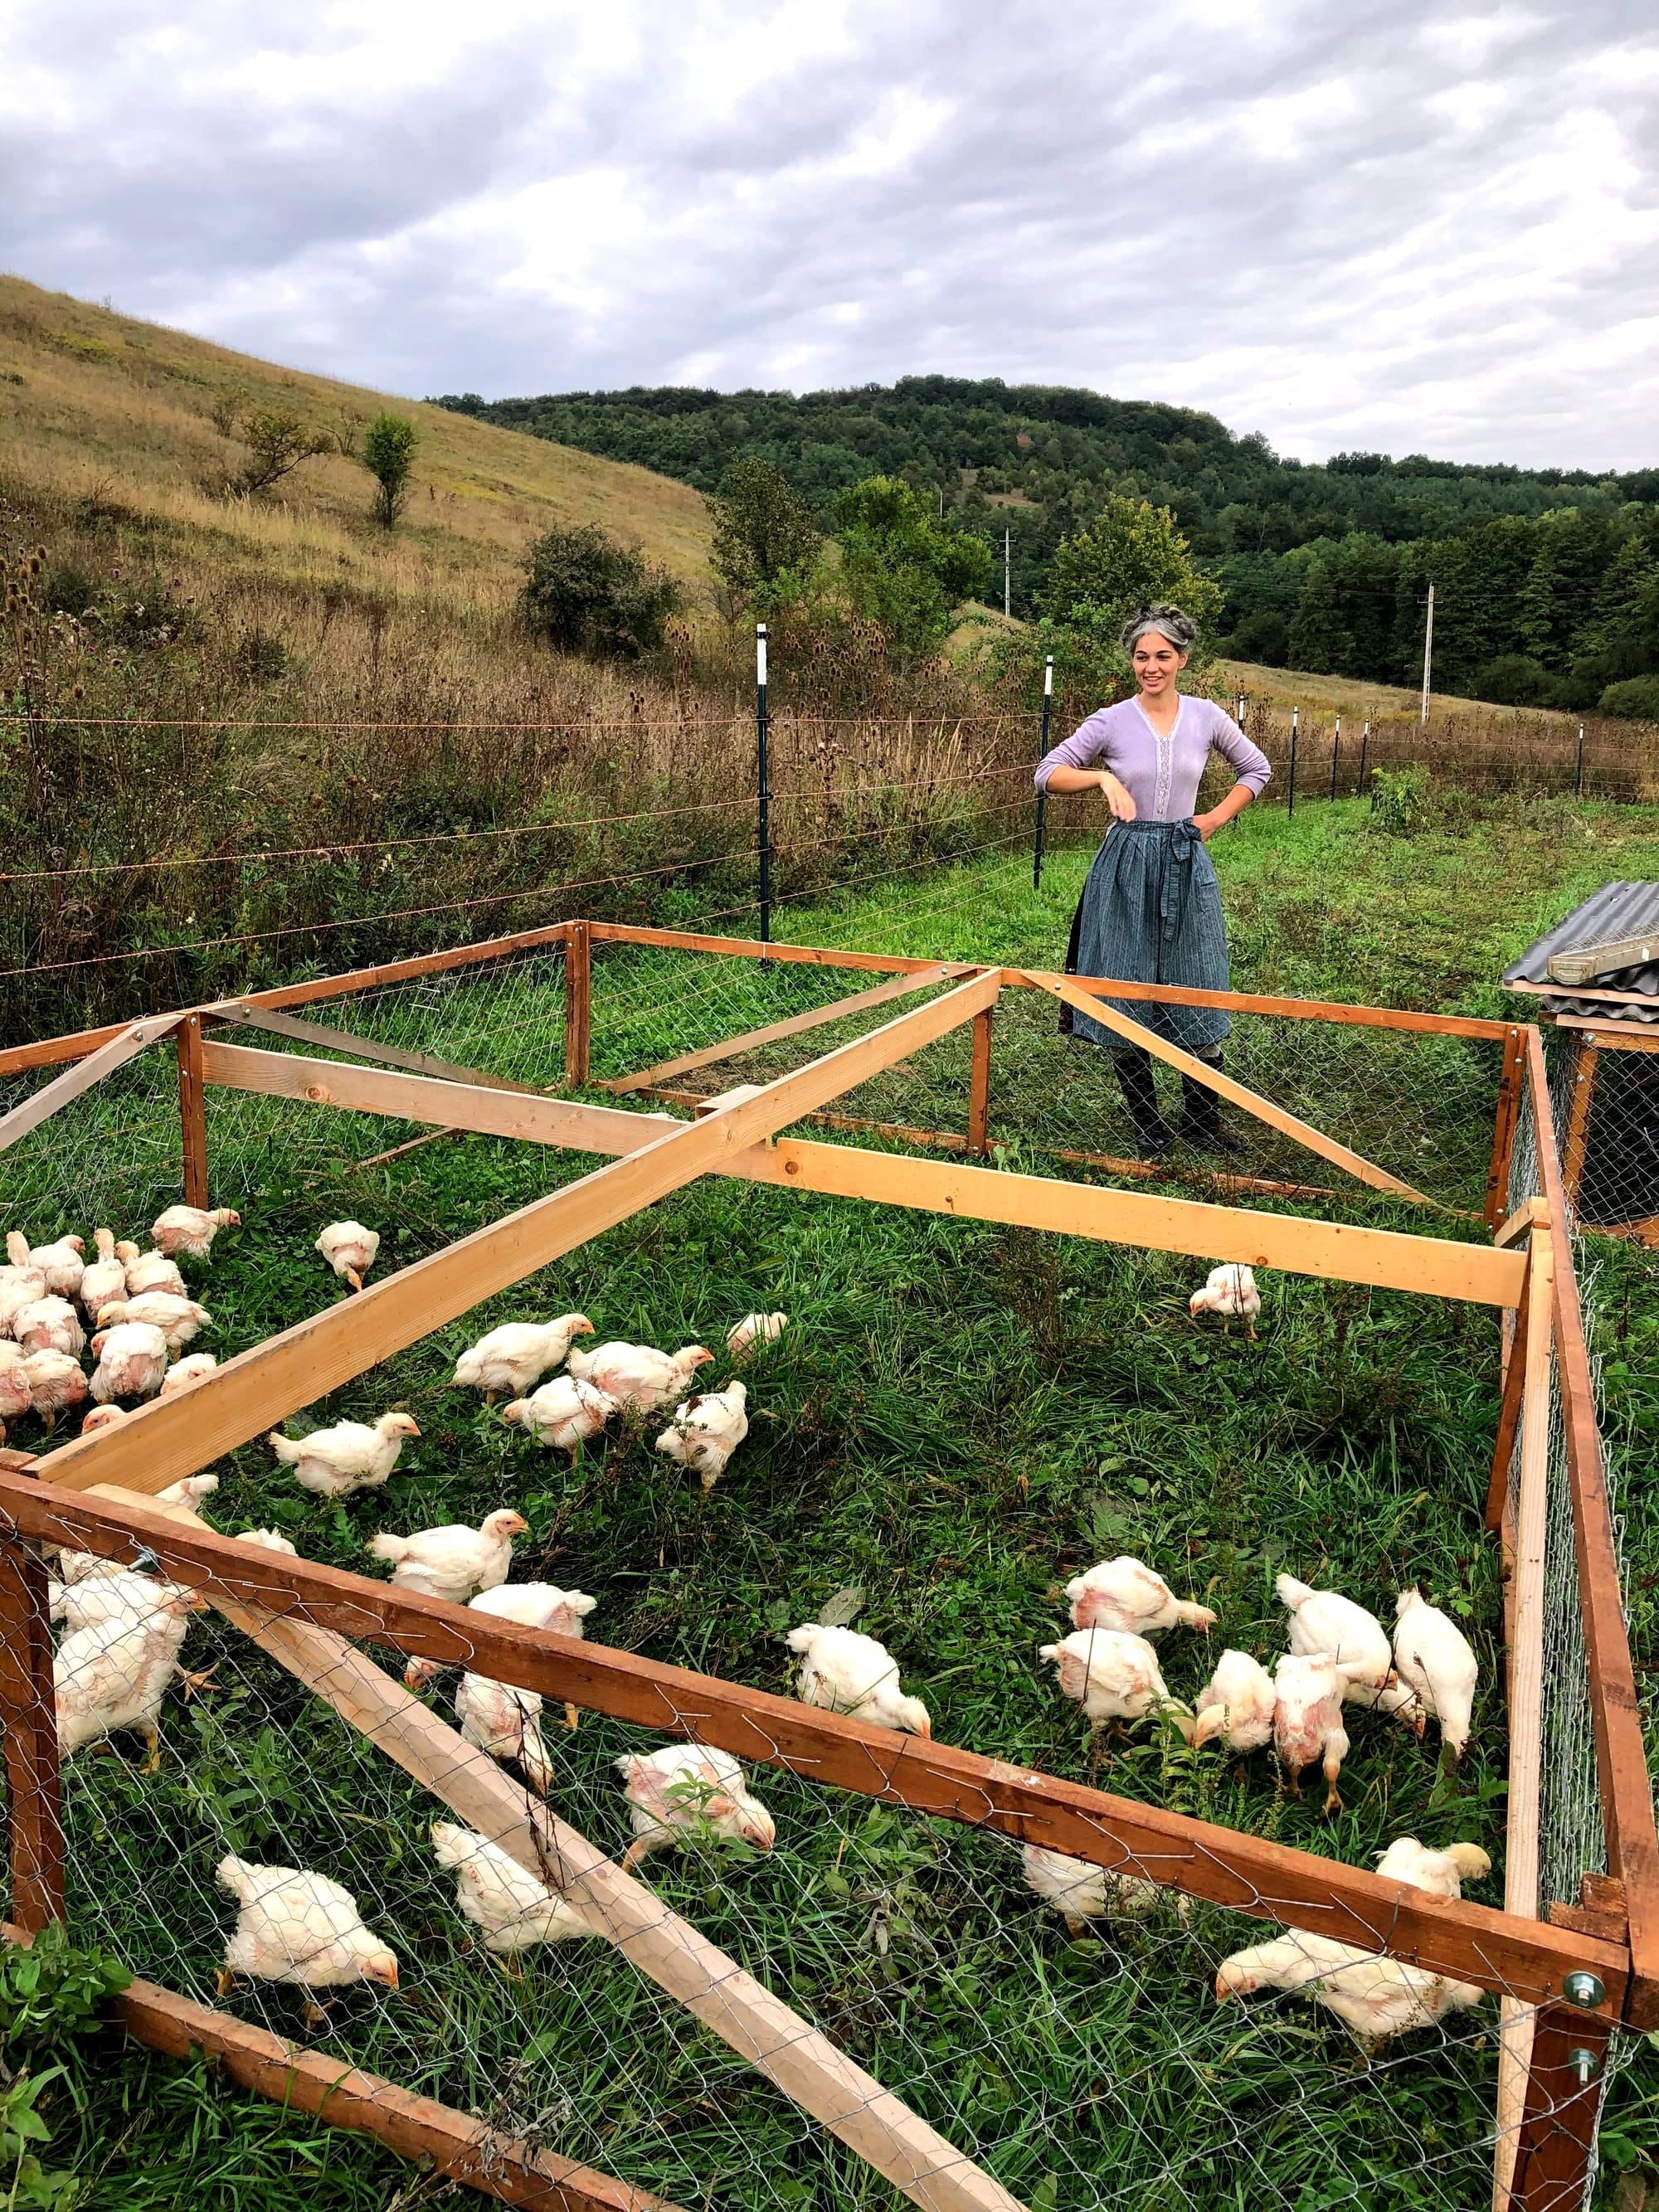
[1219,659,1586,728]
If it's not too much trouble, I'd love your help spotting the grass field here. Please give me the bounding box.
[7,794,1659,2209]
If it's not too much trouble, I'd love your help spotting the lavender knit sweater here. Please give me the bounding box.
[1034,696,1272,822]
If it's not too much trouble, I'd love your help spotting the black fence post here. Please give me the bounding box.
[756,623,771,960]
[1355,720,1369,798]
[1034,654,1053,890]
[1287,707,1299,819]
[1575,723,1585,799]
[1330,715,1340,801]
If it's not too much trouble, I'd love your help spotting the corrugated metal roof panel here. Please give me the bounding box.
[1502,882,1659,1023]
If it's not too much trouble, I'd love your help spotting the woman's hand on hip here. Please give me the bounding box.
[1193,809,1220,841]
[1097,771,1136,821]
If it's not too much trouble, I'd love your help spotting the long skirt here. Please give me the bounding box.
[1060,817,1232,1057]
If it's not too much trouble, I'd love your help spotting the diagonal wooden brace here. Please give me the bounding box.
[0,1014,183,1159]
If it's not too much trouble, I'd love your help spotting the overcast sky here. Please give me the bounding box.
[4,2,1657,469]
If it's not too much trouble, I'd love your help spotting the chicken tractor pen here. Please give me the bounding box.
[0,918,1652,2212]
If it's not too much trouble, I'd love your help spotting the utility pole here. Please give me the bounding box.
[1420,582,1435,727]
[1003,530,1011,620]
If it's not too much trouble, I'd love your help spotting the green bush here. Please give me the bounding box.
[1600,674,1659,720]
[1370,766,1430,833]
[1472,653,1552,705]
[520,523,683,660]
[0,1924,130,2208]
[361,411,418,530]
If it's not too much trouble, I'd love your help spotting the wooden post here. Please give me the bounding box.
[1506,2003,1614,2212]
[0,1539,64,1935]
[968,1006,993,1156]
[1561,1040,1598,1213]
[564,919,591,1091]
[176,1013,208,1208]
[1486,1026,1530,1232]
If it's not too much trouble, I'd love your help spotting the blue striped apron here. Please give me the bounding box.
[1059,817,1232,1056]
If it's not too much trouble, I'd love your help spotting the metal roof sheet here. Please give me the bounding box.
[1502,881,1659,1023]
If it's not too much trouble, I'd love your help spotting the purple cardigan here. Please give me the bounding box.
[1034,697,1272,822]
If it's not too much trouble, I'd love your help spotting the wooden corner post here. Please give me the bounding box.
[0,1539,64,1935]
[177,1013,208,1208]
[1486,1024,1529,1232]
[565,919,591,1090]
[968,1005,993,1156]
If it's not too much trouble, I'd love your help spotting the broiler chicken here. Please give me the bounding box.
[1215,1928,1485,2047]
[0,1344,32,1426]
[13,1233,85,1300]
[151,1205,240,1258]
[51,1570,191,1635]
[1390,1588,1479,1760]
[1021,1843,1172,1934]
[1039,1627,1193,1745]
[786,1622,931,1735]
[1277,1573,1403,1713]
[1375,1836,1491,1899]
[117,1242,186,1299]
[566,1339,712,1412]
[501,1377,616,1454]
[89,1320,168,1403]
[315,1220,380,1292]
[80,1405,128,1436]
[655,1380,748,1490]
[1190,1262,1260,1338]
[430,1823,593,1954]
[216,1855,399,2022]
[615,1743,776,1867]
[78,1230,129,1321]
[55,1587,206,1769]
[93,1293,210,1351]
[726,1311,787,1362]
[22,1350,87,1427]
[159,1353,218,1396]
[234,1528,299,1556]
[156,1472,220,1510]
[455,1672,555,1795]
[1272,1651,1350,1811]
[0,1262,46,1339]
[403,1582,597,1728]
[15,1297,85,1359]
[53,1547,127,1587]
[268,1412,419,1500]
[1190,1647,1278,1752]
[367,1509,527,1602]
[452,1314,593,1399]
[1066,1555,1217,1636]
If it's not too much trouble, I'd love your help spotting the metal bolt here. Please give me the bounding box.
[1564,1971,1605,2009]
[1568,2047,1603,2087]
[129,1546,160,1575]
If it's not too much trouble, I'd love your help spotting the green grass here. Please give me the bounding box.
[7,787,1659,2210]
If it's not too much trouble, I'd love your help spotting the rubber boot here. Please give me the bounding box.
[1181,1053,1246,1157]
[1113,1049,1170,1160]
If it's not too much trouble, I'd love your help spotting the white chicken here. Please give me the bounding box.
[429,1823,592,1955]
[1190,1647,1278,1752]
[1390,1588,1479,1761]
[80,1405,129,1436]
[403,1582,597,1728]
[116,1242,187,1299]
[234,1528,299,1556]
[267,1412,419,1500]
[1190,1262,1260,1338]
[1375,1836,1491,1899]
[89,1320,168,1403]
[158,1352,219,1397]
[93,1293,210,1351]
[216,1855,399,2023]
[455,1672,555,1795]
[1276,1573,1400,1712]
[1065,1556,1217,1636]
[78,1230,129,1321]
[615,1743,776,1867]
[786,1622,932,1735]
[452,1314,594,1399]
[655,1380,748,1491]
[22,1350,88,1427]
[53,1547,127,1587]
[1272,1652,1351,1811]
[12,1233,85,1301]
[0,1344,32,1425]
[55,1587,206,1768]
[156,1472,220,1510]
[566,1339,713,1412]
[367,1510,528,1602]
[315,1221,380,1292]
[0,1262,46,1339]
[1039,1627,1193,1744]
[1214,1928,1485,2047]
[1021,1843,1174,1934]
[501,1377,616,1454]
[15,1297,85,1360]
[151,1205,241,1258]
[51,1570,191,1635]
[726,1311,787,1362]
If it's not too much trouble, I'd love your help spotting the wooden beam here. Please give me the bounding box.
[1506,2004,1614,2212]
[1495,1199,1550,1251]
[564,918,591,1091]
[177,1013,208,1208]
[36,972,1000,1500]
[599,964,968,1096]
[968,1005,993,1156]
[1548,931,1659,986]
[1485,1250,1533,1533]
[1560,1041,1598,1213]
[1554,1018,1659,1057]
[216,1002,554,1100]
[0,1014,181,1159]
[1020,965,1516,1043]
[1526,1029,1659,2027]
[0,1475,1626,2016]
[1019,970,1433,1203]
[586,923,942,980]
[0,1541,64,1934]
[1486,1028,1530,1232]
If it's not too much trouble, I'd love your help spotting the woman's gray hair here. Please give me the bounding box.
[1119,603,1199,655]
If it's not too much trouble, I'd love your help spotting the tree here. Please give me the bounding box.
[362,412,419,530]
[832,476,991,664]
[234,407,331,496]
[520,524,682,660]
[1287,565,1354,674]
[708,457,821,608]
[1040,496,1223,643]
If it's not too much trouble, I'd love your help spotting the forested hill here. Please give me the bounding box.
[431,377,1659,707]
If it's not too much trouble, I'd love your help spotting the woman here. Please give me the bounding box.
[1034,604,1272,1159]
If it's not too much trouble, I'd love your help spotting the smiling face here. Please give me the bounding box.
[1131,630,1188,700]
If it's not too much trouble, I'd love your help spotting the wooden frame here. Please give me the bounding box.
[2,917,1651,2212]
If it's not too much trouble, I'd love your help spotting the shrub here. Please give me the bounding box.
[362,411,418,530]
[834,476,991,667]
[234,407,330,497]
[1226,609,1290,667]
[520,524,683,660]
[1602,675,1659,720]
[1370,766,1430,833]
[709,458,821,610]
[0,1923,129,2208]
[1472,654,1552,705]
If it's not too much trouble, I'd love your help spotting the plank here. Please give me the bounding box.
[1486,1027,1530,1231]
[1019,970,1433,1203]
[1506,2004,1613,2212]
[1548,931,1659,986]
[587,922,942,979]
[1560,1042,1598,1212]
[1526,1029,1659,2026]
[0,1541,64,1932]
[564,918,591,1089]
[1495,1199,1550,1251]
[1485,1252,1533,1533]
[1023,965,1515,1042]
[598,963,967,1095]
[0,1014,181,1159]
[197,1044,1525,1305]
[176,1013,208,1208]
[0,1475,1626,2015]
[1554,1018,1659,1057]
[216,1002,553,1099]
[968,1005,993,1155]
[36,971,1000,1500]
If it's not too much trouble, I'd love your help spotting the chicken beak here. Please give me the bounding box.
[1214,1976,1234,2004]
[368,1957,400,1991]
[346,1269,363,1293]
[404,1419,421,1438]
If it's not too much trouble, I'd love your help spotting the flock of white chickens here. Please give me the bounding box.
[6,1218,1494,2054]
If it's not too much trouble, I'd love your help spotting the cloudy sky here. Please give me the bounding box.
[5,1,1657,468]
